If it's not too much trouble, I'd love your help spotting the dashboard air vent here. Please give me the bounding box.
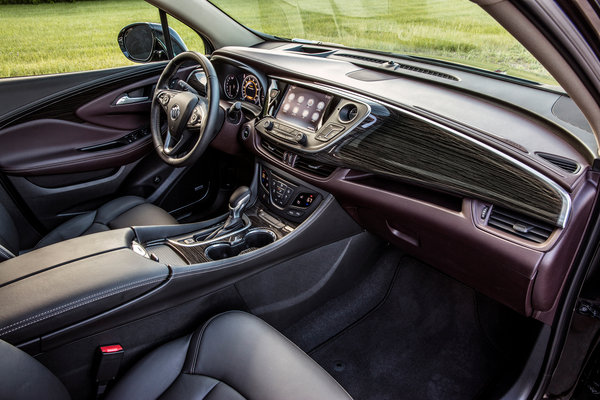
[260,140,336,178]
[336,53,459,81]
[336,53,387,64]
[487,206,554,244]
[536,152,580,174]
[294,158,336,178]
[261,140,285,160]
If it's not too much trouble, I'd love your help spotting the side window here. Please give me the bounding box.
[0,0,204,78]
[168,18,206,55]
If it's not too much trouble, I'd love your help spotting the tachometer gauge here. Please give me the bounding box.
[223,74,239,99]
[242,75,261,105]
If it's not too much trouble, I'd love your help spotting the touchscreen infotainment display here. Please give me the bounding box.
[276,85,333,131]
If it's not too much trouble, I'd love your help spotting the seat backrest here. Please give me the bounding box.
[0,203,18,261]
[0,339,70,400]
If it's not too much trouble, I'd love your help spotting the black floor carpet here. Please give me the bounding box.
[291,251,507,400]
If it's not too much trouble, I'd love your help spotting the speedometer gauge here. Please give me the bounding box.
[242,75,261,105]
[223,74,239,99]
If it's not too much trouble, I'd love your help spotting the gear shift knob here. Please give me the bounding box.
[229,186,251,219]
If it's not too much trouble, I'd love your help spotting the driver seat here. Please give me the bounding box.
[0,196,177,262]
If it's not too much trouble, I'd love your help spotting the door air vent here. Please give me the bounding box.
[536,152,580,174]
[487,206,554,244]
[260,140,336,178]
[336,53,459,81]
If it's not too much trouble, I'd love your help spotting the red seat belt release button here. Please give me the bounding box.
[96,344,124,396]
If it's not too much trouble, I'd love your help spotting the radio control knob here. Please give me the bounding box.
[263,120,274,131]
[295,132,308,146]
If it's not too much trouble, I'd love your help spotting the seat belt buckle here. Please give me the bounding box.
[95,344,124,397]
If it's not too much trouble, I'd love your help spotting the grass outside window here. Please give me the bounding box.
[1,0,557,86]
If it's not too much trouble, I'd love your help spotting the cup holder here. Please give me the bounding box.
[205,229,276,261]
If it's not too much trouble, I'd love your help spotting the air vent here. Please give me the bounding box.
[336,53,459,81]
[536,152,580,174]
[336,53,387,64]
[260,140,336,178]
[261,140,285,160]
[294,158,336,178]
[487,206,554,244]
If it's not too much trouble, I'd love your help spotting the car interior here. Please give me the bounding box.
[1,0,600,399]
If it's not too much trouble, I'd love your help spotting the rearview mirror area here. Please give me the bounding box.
[118,22,188,63]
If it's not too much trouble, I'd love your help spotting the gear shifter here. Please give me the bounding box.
[206,186,251,240]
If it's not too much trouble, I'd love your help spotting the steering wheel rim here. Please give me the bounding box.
[151,51,220,166]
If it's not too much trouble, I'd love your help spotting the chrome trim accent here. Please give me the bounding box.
[115,94,149,105]
[167,214,251,247]
[204,228,277,259]
[230,192,251,219]
[366,101,572,228]
[245,228,278,242]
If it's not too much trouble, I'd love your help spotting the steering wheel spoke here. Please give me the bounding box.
[164,130,192,156]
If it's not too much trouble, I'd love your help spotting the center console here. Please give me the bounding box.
[143,162,328,265]
[0,160,355,352]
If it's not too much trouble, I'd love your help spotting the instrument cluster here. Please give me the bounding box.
[223,72,263,106]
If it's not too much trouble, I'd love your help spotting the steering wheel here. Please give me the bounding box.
[151,52,220,166]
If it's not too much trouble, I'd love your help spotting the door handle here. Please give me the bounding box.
[114,94,149,105]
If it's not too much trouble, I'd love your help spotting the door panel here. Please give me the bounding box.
[0,63,167,129]
[0,119,151,175]
[0,63,171,230]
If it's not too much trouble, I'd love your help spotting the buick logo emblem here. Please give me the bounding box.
[170,104,180,120]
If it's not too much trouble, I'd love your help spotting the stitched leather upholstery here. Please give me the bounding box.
[35,196,177,250]
[0,196,177,261]
[0,312,352,400]
[0,339,70,400]
[107,311,352,400]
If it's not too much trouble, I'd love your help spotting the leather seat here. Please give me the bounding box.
[0,196,177,262]
[0,311,352,400]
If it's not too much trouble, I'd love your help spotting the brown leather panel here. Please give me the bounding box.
[532,172,599,317]
[0,119,152,175]
[75,76,157,131]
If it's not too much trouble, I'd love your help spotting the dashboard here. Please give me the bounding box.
[204,43,597,325]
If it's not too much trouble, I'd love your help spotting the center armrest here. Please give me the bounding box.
[0,229,170,345]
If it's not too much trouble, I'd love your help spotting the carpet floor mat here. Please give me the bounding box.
[305,254,506,400]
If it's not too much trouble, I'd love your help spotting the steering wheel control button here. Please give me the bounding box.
[158,92,170,106]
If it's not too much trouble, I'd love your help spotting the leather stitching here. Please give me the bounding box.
[189,311,240,375]
[0,275,166,337]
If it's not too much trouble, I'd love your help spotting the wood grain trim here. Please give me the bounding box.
[335,106,570,227]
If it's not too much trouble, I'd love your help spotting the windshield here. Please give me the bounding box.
[209,0,559,87]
